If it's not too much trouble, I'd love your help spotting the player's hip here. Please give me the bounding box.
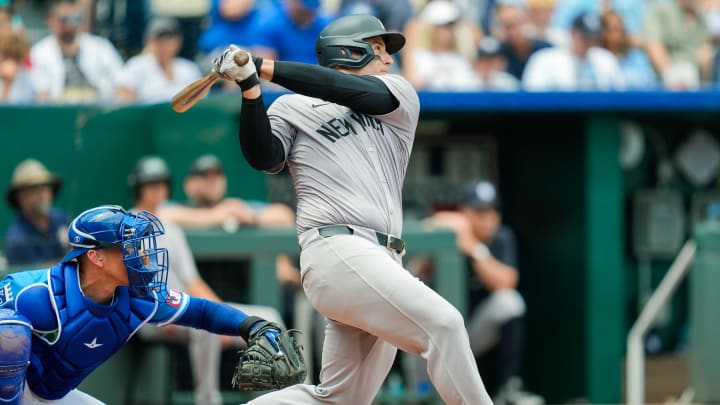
[299,224,404,257]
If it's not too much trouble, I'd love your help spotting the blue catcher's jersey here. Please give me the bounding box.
[0,262,190,400]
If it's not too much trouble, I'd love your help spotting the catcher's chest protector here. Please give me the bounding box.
[26,263,158,400]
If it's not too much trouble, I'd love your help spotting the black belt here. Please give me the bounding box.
[317,225,405,253]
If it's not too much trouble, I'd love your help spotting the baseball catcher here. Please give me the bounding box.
[232,316,307,391]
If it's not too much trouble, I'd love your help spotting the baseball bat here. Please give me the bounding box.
[171,52,250,113]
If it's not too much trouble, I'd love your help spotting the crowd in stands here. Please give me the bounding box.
[2,0,720,105]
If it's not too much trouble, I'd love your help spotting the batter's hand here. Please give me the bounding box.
[213,45,256,83]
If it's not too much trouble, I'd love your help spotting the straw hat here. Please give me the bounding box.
[6,159,62,209]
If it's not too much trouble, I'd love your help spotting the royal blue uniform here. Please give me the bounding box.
[0,262,190,400]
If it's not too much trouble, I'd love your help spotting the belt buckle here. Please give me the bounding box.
[384,236,394,251]
[392,237,405,253]
[384,234,404,253]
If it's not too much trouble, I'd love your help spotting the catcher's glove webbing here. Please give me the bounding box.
[232,320,307,391]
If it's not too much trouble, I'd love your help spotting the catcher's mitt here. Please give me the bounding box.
[232,322,307,391]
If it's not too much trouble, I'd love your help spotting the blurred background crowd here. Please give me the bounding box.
[3,0,720,106]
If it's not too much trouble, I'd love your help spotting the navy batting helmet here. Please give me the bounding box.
[63,205,169,297]
[128,156,172,200]
[315,14,405,69]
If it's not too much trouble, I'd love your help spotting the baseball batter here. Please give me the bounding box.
[0,205,286,404]
[212,14,493,405]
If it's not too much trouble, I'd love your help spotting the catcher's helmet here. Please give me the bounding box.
[315,14,405,69]
[128,156,172,200]
[62,205,169,297]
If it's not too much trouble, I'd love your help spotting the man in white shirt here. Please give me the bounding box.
[30,0,124,104]
[116,17,203,104]
[522,12,625,91]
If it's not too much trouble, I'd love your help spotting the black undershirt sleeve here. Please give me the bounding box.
[239,95,285,171]
[271,61,399,115]
[238,61,400,171]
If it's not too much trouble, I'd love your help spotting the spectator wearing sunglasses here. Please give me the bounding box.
[30,0,123,104]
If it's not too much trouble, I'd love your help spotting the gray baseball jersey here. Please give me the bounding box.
[267,74,420,236]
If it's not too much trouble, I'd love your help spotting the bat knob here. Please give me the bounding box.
[234,51,250,66]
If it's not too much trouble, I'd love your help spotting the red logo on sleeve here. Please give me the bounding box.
[165,288,183,307]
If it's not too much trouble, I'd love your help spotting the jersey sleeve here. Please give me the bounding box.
[0,270,48,308]
[373,74,420,128]
[266,96,298,173]
[148,288,191,326]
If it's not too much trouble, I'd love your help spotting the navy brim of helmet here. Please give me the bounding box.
[362,31,405,54]
[61,247,88,263]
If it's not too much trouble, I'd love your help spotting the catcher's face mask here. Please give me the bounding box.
[120,211,168,297]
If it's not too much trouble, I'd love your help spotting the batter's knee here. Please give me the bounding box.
[431,303,466,336]
[0,308,32,404]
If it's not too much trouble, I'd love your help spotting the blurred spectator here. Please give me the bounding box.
[337,0,413,33]
[475,37,520,90]
[526,0,555,41]
[4,159,68,267]
[116,17,202,104]
[402,0,482,90]
[522,12,625,90]
[546,0,646,48]
[0,33,34,103]
[707,0,720,83]
[645,0,712,90]
[129,155,284,405]
[198,0,259,56]
[92,0,148,58]
[151,0,211,59]
[0,0,24,36]
[160,153,296,230]
[494,1,552,80]
[600,10,657,89]
[31,0,124,104]
[157,154,300,285]
[250,0,335,64]
[426,180,543,405]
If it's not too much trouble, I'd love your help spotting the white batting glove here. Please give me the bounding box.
[212,45,256,83]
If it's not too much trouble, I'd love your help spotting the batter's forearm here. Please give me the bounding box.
[270,61,398,115]
[250,56,397,114]
[239,95,285,170]
[255,57,275,81]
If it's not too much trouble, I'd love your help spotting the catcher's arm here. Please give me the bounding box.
[167,298,306,391]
